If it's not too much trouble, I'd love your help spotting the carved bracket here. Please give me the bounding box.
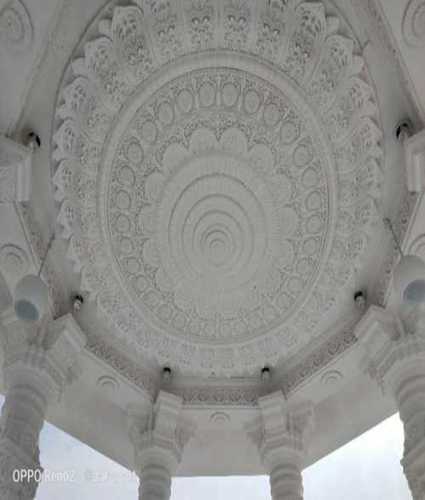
[128,390,196,474]
[0,136,32,203]
[245,391,314,470]
[405,129,425,193]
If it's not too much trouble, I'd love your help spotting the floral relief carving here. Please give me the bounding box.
[176,384,260,407]
[53,0,383,376]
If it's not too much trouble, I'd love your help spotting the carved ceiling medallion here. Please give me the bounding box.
[53,0,383,376]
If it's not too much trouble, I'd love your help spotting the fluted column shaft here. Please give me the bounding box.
[395,372,425,452]
[138,461,172,500]
[269,459,303,500]
[391,368,425,499]
[0,363,49,500]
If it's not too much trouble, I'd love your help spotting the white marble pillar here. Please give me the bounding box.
[358,305,425,499]
[138,451,173,500]
[0,313,86,499]
[246,391,314,500]
[128,391,195,500]
[269,451,303,500]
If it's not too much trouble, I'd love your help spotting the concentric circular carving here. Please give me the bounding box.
[0,244,29,279]
[53,0,383,375]
[403,0,425,47]
[97,375,120,396]
[106,68,330,342]
[321,370,343,386]
[0,0,32,51]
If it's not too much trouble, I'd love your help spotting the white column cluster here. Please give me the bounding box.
[128,391,195,500]
[246,391,314,500]
[0,312,86,500]
[358,305,425,499]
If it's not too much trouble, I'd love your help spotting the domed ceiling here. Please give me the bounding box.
[52,0,383,376]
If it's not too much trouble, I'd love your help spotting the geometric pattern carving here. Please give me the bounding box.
[53,0,383,376]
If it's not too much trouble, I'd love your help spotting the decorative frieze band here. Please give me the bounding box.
[87,322,359,407]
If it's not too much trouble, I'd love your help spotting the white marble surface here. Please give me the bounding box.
[21,397,409,500]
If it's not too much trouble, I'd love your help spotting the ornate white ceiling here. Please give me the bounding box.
[52,0,383,376]
[2,0,425,477]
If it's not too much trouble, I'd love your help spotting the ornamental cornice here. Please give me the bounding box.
[280,317,358,395]
[177,385,259,407]
[0,436,41,500]
[52,0,384,377]
[85,317,360,407]
[86,334,158,401]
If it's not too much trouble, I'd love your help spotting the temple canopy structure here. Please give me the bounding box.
[1,0,425,498]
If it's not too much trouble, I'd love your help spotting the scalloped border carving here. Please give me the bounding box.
[52,0,383,376]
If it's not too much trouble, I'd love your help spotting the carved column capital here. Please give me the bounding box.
[246,391,314,500]
[128,391,195,500]
[0,136,33,203]
[356,305,425,392]
[404,129,425,193]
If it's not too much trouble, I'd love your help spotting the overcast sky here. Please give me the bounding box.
[11,405,409,500]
